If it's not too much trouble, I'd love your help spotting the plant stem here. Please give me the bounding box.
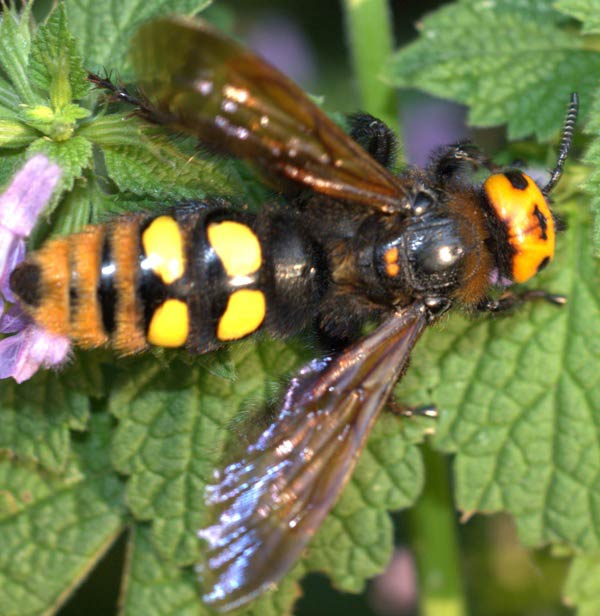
[341,0,399,139]
[408,444,468,616]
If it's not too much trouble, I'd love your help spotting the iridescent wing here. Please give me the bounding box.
[197,302,429,611]
[130,16,409,213]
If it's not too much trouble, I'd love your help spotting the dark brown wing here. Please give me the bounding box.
[197,303,429,611]
[130,16,409,213]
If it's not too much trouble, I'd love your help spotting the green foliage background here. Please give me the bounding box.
[0,0,599,614]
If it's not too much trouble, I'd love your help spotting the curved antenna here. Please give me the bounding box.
[542,92,579,196]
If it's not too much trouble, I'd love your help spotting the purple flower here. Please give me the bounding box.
[0,155,62,300]
[0,311,72,383]
[0,154,71,383]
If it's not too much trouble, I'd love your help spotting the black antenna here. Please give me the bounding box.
[542,92,579,196]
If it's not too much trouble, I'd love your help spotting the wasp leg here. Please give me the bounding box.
[387,398,439,419]
[428,142,501,183]
[88,71,167,125]
[477,289,567,313]
[347,113,398,169]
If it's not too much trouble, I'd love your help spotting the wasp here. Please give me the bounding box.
[8,15,578,612]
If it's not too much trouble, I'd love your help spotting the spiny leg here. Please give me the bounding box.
[476,289,567,313]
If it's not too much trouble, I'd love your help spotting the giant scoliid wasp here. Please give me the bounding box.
[9,15,578,612]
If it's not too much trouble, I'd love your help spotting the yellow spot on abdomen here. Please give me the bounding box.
[147,299,189,347]
[142,216,185,284]
[217,289,266,341]
[207,221,262,277]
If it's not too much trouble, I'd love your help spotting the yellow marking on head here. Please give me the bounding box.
[217,289,266,341]
[142,216,185,284]
[147,299,189,347]
[483,172,555,283]
[207,221,262,277]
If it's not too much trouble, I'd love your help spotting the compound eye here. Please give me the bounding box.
[412,191,434,215]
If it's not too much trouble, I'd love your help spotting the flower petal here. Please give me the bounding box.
[0,155,67,383]
[0,324,71,383]
[0,303,29,334]
[0,226,25,302]
[0,154,62,237]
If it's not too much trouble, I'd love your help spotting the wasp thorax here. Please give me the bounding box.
[376,212,468,295]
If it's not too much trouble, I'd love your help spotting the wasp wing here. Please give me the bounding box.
[130,16,408,212]
[197,303,429,611]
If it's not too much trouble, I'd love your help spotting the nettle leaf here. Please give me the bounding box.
[0,2,38,106]
[28,134,93,194]
[81,114,244,200]
[18,102,90,141]
[109,335,434,613]
[0,77,22,117]
[582,86,600,252]
[121,525,301,616]
[564,552,600,615]
[57,350,106,399]
[385,0,600,140]
[0,370,90,473]
[28,4,88,106]
[65,0,211,71]
[109,343,306,567]
[555,0,600,34]
[0,414,126,616]
[121,525,206,616]
[0,120,38,149]
[0,150,26,187]
[49,178,94,237]
[401,200,600,553]
[301,412,430,592]
[102,138,241,200]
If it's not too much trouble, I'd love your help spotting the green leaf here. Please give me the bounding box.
[18,103,90,141]
[28,134,93,194]
[48,178,94,237]
[109,342,305,567]
[0,414,126,616]
[401,200,600,552]
[0,150,26,188]
[0,120,38,149]
[0,370,90,473]
[555,0,600,34]
[0,77,22,112]
[57,351,106,399]
[121,524,302,616]
[81,114,243,199]
[120,525,205,616]
[385,0,600,139]
[102,139,241,200]
[564,552,600,615]
[302,412,429,592]
[109,334,433,613]
[64,0,211,72]
[583,86,600,253]
[28,4,89,108]
[0,3,38,105]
